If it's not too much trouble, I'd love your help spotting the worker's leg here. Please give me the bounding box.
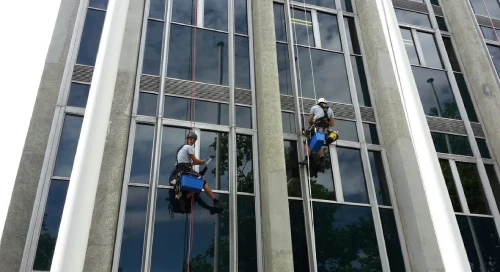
[194,193,223,214]
[203,182,225,208]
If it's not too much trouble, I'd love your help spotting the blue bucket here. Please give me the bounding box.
[180,175,205,192]
[309,132,325,153]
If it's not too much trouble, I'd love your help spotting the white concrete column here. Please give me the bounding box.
[50,0,130,270]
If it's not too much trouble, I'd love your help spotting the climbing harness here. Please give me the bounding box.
[479,0,500,44]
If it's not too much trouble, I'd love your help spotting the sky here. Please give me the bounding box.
[0,0,62,243]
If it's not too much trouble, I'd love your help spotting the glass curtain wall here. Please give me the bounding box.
[114,0,259,271]
[277,0,408,271]
[394,1,500,270]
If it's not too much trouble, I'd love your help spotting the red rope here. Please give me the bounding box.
[190,0,198,131]
[186,197,195,272]
[479,0,500,44]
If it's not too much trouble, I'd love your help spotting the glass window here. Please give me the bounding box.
[237,135,253,193]
[485,165,500,212]
[137,92,158,116]
[456,162,490,214]
[149,0,166,20]
[344,17,361,55]
[369,152,391,205]
[442,37,461,72]
[456,215,500,271]
[436,16,448,32]
[334,119,358,142]
[274,3,287,42]
[142,20,164,76]
[310,146,336,200]
[158,126,190,186]
[151,189,229,271]
[289,200,310,271]
[487,45,500,75]
[400,28,420,65]
[337,148,369,203]
[317,12,342,51]
[277,43,292,95]
[89,0,109,9]
[364,123,379,145]
[238,196,257,271]
[282,112,296,134]
[291,9,315,47]
[284,141,301,197]
[236,106,252,129]
[117,187,149,272]
[439,159,462,212]
[296,48,351,103]
[469,0,500,19]
[416,32,443,69]
[129,124,155,184]
[477,138,491,159]
[431,133,473,156]
[172,0,195,25]
[352,56,371,107]
[430,0,440,5]
[33,180,69,271]
[313,203,382,271]
[235,35,251,89]
[341,0,353,12]
[379,208,406,272]
[235,0,248,35]
[480,26,500,41]
[168,25,229,85]
[304,0,335,9]
[412,67,461,119]
[432,133,448,153]
[454,73,478,122]
[67,83,90,108]
[53,115,83,177]
[200,130,230,190]
[394,8,431,28]
[195,100,229,125]
[163,96,191,121]
[204,0,228,31]
[76,9,106,66]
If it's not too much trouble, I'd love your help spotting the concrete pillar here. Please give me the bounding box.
[441,0,500,165]
[82,0,144,270]
[251,0,294,271]
[356,0,469,271]
[0,0,81,270]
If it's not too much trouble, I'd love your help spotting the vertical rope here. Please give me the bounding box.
[479,0,500,44]
[190,0,198,131]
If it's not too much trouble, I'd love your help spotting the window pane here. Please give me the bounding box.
[89,0,108,9]
[296,48,351,103]
[477,138,491,159]
[159,126,189,186]
[238,196,257,271]
[67,83,90,108]
[394,8,431,28]
[400,28,420,65]
[439,159,462,212]
[282,112,297,134]
[341,0,353,12]
[195,100,229,125]
[317,12,341,51]
[33,180,69,271]
[430,0,440,5]
[442,37,461,72]
[142,20,164,76]
[76,9,106,66]
[412,67,461,119]
[480,26,498,41]
[313,203,382,271]
[137,92,158,116]
[289,200,310,271]
[235,36,251,89]
[485,165,500,213]
[469,0,500,19]
[379,208,406,272]
[149,0,166,20]
[284,141,301,197]
[436,16,448,32]
[352,56,371,107]
[53,115,83,177]
[303,0,335,9]
[235,0,248,34]
[274,3,286,42]
[277,43,292,95]
[369,152,391,205]
[172,0,195,25]
[363,123,379,144]
[200,131,230,190]
[151,190,230,271]
[344,17,361,55]
[454,73,478,122]
[237,135,253,193]
[456,162,490,214]
[205,0,228,31]
[167,25,229,85]
[487,45,500,76]
[337,148,369,203]
[236,106,252,128]
[309,146,336,200]
[456,215,500,271]
[334,119,358,142]
[417,32,443,69]
[117,187,148,272]
[291,9,315,47]
[449,134,473,156]
[130,124,155,184]
[432,132,449,153]
[163,96,191,121]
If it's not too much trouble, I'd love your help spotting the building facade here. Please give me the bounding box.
[2,0,500,271]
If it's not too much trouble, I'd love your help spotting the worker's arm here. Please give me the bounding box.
[189,154,205,165]
[308,114,314,126]
[329,117,335,127]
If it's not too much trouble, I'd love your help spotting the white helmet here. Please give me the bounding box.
[317,98,327,104]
